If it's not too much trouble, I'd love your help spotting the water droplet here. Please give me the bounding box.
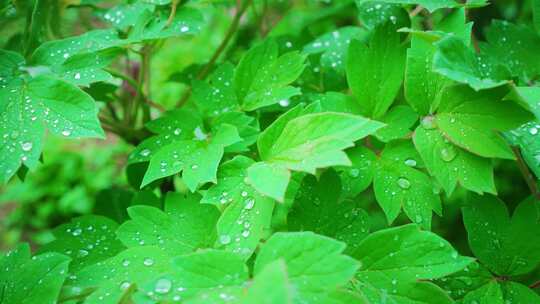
[174,128,182,135]
[397,177,410,189]
[72,228,82,236]
[154,278,172,294]
[74,73,81,80]
[219,234,231,245]
[440,146,457,162]
[180,26,189,32]
[348,168,360,178]
[122,259,130,267]
[62,130,71,137]
[120,281,130,290]
[404,159,416,167]
[21,142,33,151]
[140,149,151,157]
[244,198,255,210]
[421,116,436,129]
[278,99,290,107]
[529,127,538,135]
[191,164,198,170]
[143,258,154,266]
[241,191,248,197]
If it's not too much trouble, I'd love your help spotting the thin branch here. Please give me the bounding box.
[166,0,180,27]
[512,146,540,200]
[530,280,540,289]
[409,5,423,17]
[176,0,251,107]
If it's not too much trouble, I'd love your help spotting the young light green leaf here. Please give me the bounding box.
[116,193,219,255]
[288,170,370,253]
[203,156,274,260]
[0,244,70,304]
[242,260,293,304]
[250,111,383,201]
[39,215,125,272]
[373,140,441,229]
[462,194,540,276]
[255,232,359,303]
[346,23,406,118]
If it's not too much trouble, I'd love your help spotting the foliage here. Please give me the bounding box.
[1,0,540,303]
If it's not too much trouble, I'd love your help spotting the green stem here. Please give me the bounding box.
[512,146,540,200]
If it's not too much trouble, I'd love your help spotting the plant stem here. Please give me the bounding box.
[512,146,540,200]
[530,280,540,289]
[176,0,251,108]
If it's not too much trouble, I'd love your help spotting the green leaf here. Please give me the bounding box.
[534,0,540,34]
[0,73,104,183]
[433,36,510,91]
[462,194,540,276]
[434,85,533,159]
[254,232,359,303]
[0,244,70,304]
[288,170,370,253]
[39,215,125,272]
[505,87,540,179]
[353,279,454,304]
[356,0,481,12]
[350,224,473,303]
[352,224,472,281]
[258,111,383,171]
[233,39,305,111]
[336,146,376,199]
[414,125,496,195]
[347,22,406,118]
[30,29,121,67]
[355,2,410,30]
[461,281,540,304]
[405,36,448,115]
[482,20,540,83]
[374,140,442,229]
[374,105,418,142]
[116,193,220,255]
[246,162,290,201]
[203,156,275,260]
[242,260,293,304]
[251,110,383,201]
[129,109,241,190]
[192,63,238,117]
[303,26,367,73]
[69,246,171,304]
[135,250,249,303]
